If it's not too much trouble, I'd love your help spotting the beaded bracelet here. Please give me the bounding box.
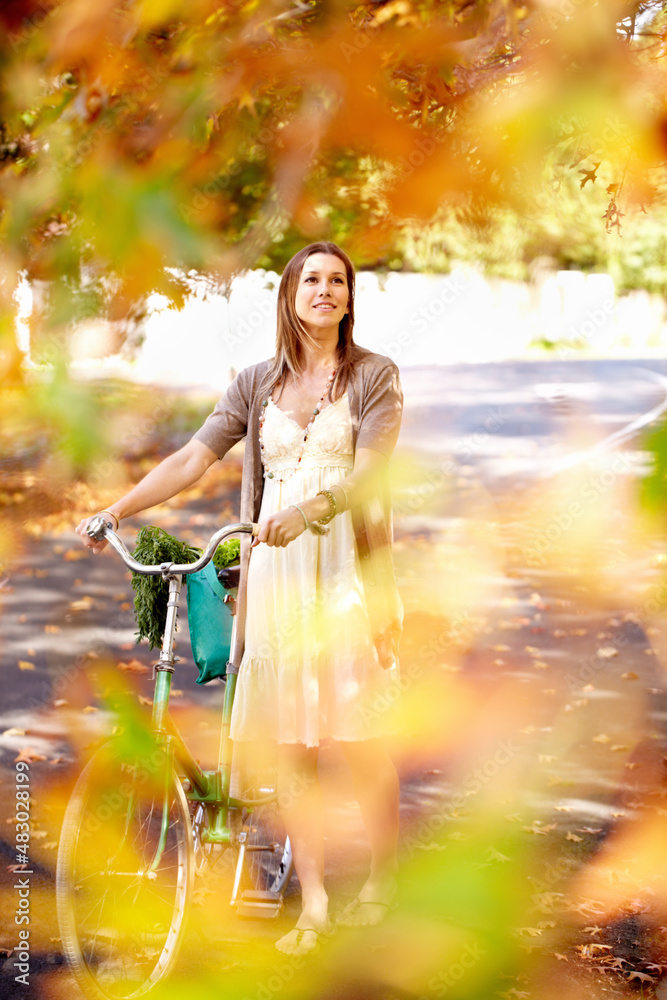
[316,489,338,525]
[289,504,328,535]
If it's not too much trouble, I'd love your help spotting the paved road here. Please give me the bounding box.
[2,357,667,999]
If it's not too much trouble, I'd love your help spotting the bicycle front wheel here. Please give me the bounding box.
[56,739,193,999]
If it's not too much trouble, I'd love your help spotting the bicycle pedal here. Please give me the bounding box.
[236,889,284,919]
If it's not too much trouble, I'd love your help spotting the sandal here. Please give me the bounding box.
[275,922,333,955]
[336,897,396,927]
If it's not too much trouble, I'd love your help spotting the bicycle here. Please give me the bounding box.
[56,517,294,1000]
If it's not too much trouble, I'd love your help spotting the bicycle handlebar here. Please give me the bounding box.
[85,515,259,577]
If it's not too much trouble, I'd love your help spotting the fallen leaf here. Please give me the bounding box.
[53,699,68,708]
[14,747,47,763]
[578,827,603,834]
[583,926,602,936]
[516,927,543,937]
[621,671,639,680]
[532,660,549,669]
[626,971,655,983]
[138,696,153,706]
[524,822,557,836]
[117,659,150,674]
[69,596,94,612]
[44,625,60,634]
[554,953,568,962]
[64,548,87,561]
[592,734,611,744]
[2,728,26,737]
[486,847,511,863]
[566,832,583,842]
[596,647,618,659]
[18,661,35,671]
[611,745,630,752]
[82,706,98,713]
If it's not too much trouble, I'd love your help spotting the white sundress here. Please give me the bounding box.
[229,391,399,747]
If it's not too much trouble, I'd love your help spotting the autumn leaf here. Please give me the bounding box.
[626,971,655,983]
[553,953,568,961]
[18,661,35,671]
[69,596,94,611]
[579,162,601,187]
[2,727,26,737]
[596,647,618,659]
[117,659,150,674]
[621,671,639,680]
[14,747,47,763]
[524,822,557,836]
[592,734,611,744]
[566,832,583,842]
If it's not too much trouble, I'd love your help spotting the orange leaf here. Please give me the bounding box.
[15,747,47,763]
[18,661,35,671]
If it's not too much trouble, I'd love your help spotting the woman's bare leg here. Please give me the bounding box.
[337,738,400,925]
[275,743,330,954]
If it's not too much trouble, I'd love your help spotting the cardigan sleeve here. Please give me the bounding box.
[355,363,403,459]
[192,369,250,458]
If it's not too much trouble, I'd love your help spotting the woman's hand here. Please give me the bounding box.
[75,515,112,554]
[253,506,307,548]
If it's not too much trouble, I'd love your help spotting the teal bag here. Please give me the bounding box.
[186,562,234,684]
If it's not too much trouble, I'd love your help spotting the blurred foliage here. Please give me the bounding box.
[1,0,667,333]
[1,0,667,500]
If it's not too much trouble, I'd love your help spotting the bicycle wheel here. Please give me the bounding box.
[239,783,294,895]
[56,739,193,999]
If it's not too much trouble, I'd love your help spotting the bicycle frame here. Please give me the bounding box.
[94,519,278,853]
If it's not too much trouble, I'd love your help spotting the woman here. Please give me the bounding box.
[77,241,404,955]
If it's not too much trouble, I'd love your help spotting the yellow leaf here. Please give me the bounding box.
[82,705,98,713]
[18,661,35,671]
[566,832,583,842]
[69,596,94,612]
[596,647,618,659]
[592,734,611,743]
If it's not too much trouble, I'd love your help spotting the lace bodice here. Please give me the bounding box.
[262,391,353,474]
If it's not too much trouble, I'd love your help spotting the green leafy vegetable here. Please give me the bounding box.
[212,538,240,570]
[130,526,240,649]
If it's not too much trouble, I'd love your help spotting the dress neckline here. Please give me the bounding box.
[268,390,348,432]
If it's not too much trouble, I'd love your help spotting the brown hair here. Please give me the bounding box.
[258,241,356,402]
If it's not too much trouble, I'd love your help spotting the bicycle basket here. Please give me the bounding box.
[186,561,233,684]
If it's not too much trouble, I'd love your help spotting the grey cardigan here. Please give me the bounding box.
[193,344,403,670]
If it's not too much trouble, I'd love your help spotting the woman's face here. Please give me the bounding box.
[293,253,349,336]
